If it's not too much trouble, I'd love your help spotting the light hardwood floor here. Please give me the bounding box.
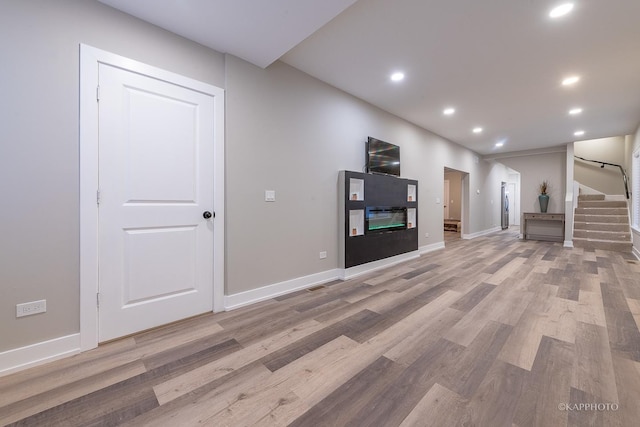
[2,230,640,426]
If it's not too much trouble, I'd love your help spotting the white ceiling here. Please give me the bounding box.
[98,0,358,68]
[99,0,640,155]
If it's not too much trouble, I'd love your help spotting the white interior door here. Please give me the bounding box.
[97,63,215,341]
[444,180,450,219]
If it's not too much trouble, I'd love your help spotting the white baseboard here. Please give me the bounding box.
[225,249,427,310]
[563,240,574,248]
[633,246,640,260]
[224,269,341,311]
[419,242,445,255]
[339,250,420,280]
[462,226,502,240]
[0,333,80,377]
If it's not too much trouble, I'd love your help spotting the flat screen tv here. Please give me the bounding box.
[366,137,400,176]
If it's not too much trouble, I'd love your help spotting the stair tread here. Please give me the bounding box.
[574,215,628,220]
[577,202,627,206]
[575,213,628,216]
[575,214,629,224]
[575,194,632,253]
[574,226,629,232]
[574,230,630,234]
[574,234,630,242]
[574,220,629,224]
[578,209,627,212]
[573,226,629,229]
[573,237,632,243]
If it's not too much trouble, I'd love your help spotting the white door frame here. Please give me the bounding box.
[444,179,450,219]
[507,182,518,225]
[460,172,469,237]
[79,44,225,351]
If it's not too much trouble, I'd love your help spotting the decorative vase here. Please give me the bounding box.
[538,194,549,213]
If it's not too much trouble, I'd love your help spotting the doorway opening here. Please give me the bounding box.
[505,169,521,232]
[444,167,468,244]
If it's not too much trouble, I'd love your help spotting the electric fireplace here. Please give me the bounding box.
[365,206,407,233]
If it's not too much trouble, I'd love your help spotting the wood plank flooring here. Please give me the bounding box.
[2,229,640,426]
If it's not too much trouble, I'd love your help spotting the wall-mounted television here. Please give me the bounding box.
[366,137,400,176]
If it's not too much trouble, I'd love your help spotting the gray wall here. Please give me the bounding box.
[575,136,627,195]
[1,0,512,355]
[0,0,224,352]
[497,150,568,232]
[225,56,511,294]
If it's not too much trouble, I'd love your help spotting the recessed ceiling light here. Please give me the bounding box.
[473,127,483,134]
[562,75,580,86]
[390,72,405,82]
[443,107,455,115]
[574,130,585,136]
[569,108,583,115]
[549,3,574,18]
[495,142,504,148]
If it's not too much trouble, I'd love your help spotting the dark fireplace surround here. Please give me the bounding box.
[339,171,418,269]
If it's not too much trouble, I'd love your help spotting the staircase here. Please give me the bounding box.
[573,194,632,252]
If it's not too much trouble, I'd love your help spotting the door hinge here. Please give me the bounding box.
[96,292,100,308]
[97,189,101,205]
[96,85,100,102]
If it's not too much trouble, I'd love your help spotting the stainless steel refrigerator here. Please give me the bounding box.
[501,182,509,230]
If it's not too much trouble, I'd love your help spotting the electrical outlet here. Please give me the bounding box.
[319,251,327,259]
[16,300,47,318]
[425,232,430,238]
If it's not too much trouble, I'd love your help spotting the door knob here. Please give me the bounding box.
[203,211,213,219]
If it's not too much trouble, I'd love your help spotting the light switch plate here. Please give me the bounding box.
[265,190,276,202]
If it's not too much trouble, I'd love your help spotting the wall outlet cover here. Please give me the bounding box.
[16,300,47,317]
